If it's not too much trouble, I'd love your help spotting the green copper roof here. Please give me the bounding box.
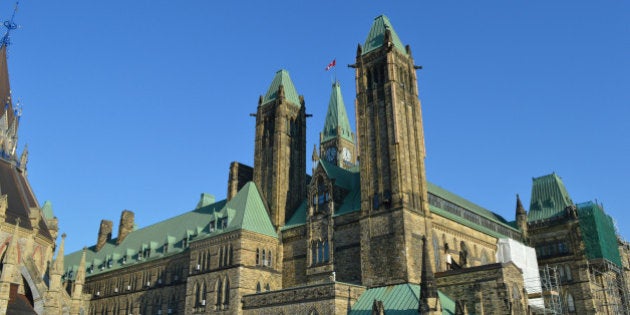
[348,284,455,315]
[321,82,353,143]
[262,69,301,107]
[577,201,622,267]
[528,173,573,222]
[283,163,517,240]
[63,182,276,280]
[41,200,54,220]
[221,181,277,238]
[427,182,512,226]
[363,15,407,55]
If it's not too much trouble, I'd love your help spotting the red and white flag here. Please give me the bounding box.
[325,59,336,71]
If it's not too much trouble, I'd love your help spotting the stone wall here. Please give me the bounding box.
[242,282,365,315]
[436,262,527,314]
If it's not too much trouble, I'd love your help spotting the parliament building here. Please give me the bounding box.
[1,14,629,315]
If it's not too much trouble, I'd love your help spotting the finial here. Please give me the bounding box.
[61,232,67,239]
[15,216,20,227]
[1,1,19,47]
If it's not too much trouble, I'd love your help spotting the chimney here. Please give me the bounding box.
[117,210,135,245]
[227,162,253,201]
[96,219,113,252]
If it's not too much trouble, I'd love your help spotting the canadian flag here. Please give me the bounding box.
[325,59,336,71]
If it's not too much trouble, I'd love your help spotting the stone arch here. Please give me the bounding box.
[19,265,45,313]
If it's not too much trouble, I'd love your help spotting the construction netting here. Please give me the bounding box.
[577,201,622,267]
[496,238,545,309]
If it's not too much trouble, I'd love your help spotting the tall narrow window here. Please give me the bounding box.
[565,265,573,281]
[218,248,223,267]
[268,250,272,267]
[311,243,317,265]
[256,249,260,265]
[256,282,261,293]
[323,241,329,262]
[224,278,230,307]
[433,233,441,271]
[216,279,223,308]
[229,246,233,266]
[317,241,323,263]
[566,293,575,312]
[262,250,266,266]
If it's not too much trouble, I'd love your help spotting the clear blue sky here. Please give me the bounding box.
[3,1,628,253]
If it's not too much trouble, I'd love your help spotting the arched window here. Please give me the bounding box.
[262,250,266,266]
[323,241,329,262]
[229,246,233,266]
[218,247,223,268]
[256,248,260,265]
[566,293,575,312]
[216,279,223,308]
[459,241,468,266]
[311,242,317,265]
[432,233,441,271]
[256,282,261,293]
[224,278,230,307]
[265,283,270,291]
[201,282,207,305]
[268,249,272,267]
[193,283,199,306]
[223,246,228,267]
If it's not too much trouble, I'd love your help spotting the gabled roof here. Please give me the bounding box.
[64,182,276,279]
[348,284,456,315]
[321,82,353,143]
[528,173,573,222]
[218,181,277,238]
[262,69,301,107]
[362,15,407,56]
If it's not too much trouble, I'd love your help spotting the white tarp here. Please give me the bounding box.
[496,238,545,309]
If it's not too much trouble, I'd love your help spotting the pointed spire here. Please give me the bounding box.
[321,82,353,143]
[419,235,439,313]
[52,233,66,275]
[261,69,301,107]
[0,1,19,48]
[75,247,87,285]
[3,218,20,265]
[18,142,27,171]
[312,144,319,162]
[362,15,406,55]
[516,194,526,215]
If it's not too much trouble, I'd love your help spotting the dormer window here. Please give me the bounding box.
[209,221,216,232]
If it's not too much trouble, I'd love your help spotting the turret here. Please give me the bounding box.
[515,194,528,241]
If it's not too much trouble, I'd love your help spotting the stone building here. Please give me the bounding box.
[57,14,630,315]
[0,26,90,314]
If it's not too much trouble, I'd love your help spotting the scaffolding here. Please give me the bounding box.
[587,259,630,315]
[533,265,562,315]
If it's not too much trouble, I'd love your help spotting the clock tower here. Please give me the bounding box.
[319,82,356,169]
[253,70,307,229]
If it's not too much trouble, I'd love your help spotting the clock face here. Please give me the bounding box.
[342,147,351,162]
[325,147,337,162]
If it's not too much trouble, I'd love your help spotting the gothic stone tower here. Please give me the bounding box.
[355,15,433,287]
[319,82,357,169]
[253,70,307,229]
